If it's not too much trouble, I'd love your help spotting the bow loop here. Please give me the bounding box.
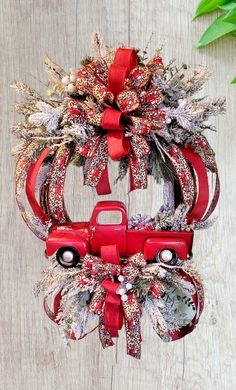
[76,66,114,105]
[125,252,147,268]
[143,109,166,130]
[146,54,165,73]
[86,57,110,84]
[125,66,151,89]
[116,89,140,112]
[140,86,163,111]
[129,116,153,135]
[82,253,122,279]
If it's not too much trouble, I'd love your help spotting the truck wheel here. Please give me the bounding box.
[157,249,177,265]
[56,247,81,268]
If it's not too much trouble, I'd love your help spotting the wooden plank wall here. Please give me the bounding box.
[0,0,235,389]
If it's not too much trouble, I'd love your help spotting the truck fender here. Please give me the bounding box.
[46,233,89,257]
[144,237,191,261]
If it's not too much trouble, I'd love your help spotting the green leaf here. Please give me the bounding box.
[193,0,231,19]
[197,14,236,47]
[223,5,236,22]
[231,75,236,83]
[230,30,236,35]
[218,1,236,11]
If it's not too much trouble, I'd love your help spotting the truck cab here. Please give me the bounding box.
[89,201,127,254]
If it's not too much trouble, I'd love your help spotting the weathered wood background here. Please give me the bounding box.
[0,0,235,389]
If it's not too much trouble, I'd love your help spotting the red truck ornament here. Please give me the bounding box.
[46,201,193,268]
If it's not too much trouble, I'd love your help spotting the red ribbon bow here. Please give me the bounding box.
[44,245,204,359]
[68,48,166,194]
[79,245,145,358]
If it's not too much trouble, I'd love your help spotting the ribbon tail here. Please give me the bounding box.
[83,135,111,195]
[124,317,142,359]
[96,165,112,195]
[122,293,142,359]
[129,155,148,192]
[101,274,123,337]
[128,135,150,192]
[103,291,123,337]
[98,315,114,349]
[88,286,106,315]
[101,107,130,160]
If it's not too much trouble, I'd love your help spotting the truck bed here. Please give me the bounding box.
[125,229,193,257]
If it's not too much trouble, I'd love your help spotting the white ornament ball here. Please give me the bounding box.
[67,83,77,94]
[61,76,70,86]
[69,74,76,83]
[61,250,74,264]
[159,249,173,262]
[126,283,132,290]
[121,294,128,302]
[118,287,126,296]
[118,275,125,282]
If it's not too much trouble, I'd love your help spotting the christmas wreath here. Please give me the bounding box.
[12,34,224,359]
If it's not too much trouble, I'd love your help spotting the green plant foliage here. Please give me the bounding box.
[194,0,236,83]
[193,0,231,18]
[197,14,236,47]
[222,4,236,22]
[218,2,236,11]
[218,2,236,35]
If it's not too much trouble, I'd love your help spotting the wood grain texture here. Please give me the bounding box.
[0,0,235,389]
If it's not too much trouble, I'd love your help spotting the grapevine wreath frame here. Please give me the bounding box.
[12,35,224,359]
